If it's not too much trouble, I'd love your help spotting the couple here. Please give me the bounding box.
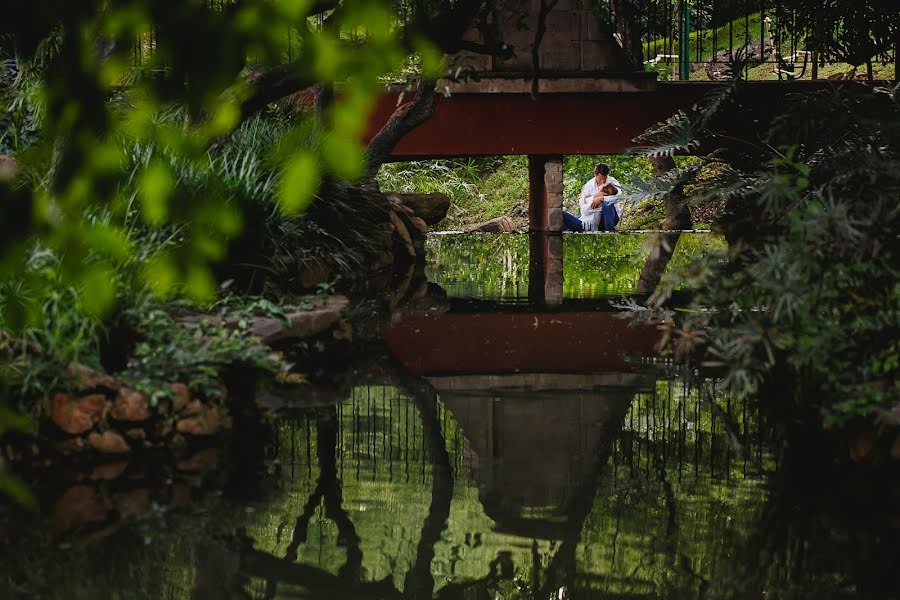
[561,163,623,232]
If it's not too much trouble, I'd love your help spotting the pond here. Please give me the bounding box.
[2,233,898,599]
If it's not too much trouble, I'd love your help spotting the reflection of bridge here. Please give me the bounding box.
[384,303,659,539]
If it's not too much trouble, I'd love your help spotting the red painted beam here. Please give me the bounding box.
[362,81,860,158]
[363,84,708,157]
[382,311,659,376]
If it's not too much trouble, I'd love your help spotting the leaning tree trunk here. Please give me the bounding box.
[362,80,438,186]
[636,155,693,295]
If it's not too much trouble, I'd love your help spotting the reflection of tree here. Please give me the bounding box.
[237,369,472,599]
[636,232,682,295]
[283,407,362,582]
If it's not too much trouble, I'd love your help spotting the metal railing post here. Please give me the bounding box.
[679,0,691,80]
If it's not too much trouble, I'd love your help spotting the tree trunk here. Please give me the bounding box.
[612,0,645,68]
[635,155,693,295]
[363,80,438,185]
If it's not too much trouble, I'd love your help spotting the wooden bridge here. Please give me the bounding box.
[357,0,898,234]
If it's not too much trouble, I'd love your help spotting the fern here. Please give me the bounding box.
[630,110,701,158]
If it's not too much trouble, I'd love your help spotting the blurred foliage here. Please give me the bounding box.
[0,0,454,503]
[628,81,900,428]
[0,0,420,323]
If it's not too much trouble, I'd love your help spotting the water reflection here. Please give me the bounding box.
[3,232,898,599]
[235,375,773,600]
[425,233,725,301]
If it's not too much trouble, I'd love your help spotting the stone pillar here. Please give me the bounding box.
[528,155,564,233]
[528,233,564,305]
[544,234,564,305]
[528,155,548,232]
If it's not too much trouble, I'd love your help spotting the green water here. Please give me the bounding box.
[2,233,897,600]
[424,233,725,300]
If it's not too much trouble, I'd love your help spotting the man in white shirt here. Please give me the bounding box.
[562,163,624,232]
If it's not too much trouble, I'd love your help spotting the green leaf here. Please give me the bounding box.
[139,161,175,225]
[79,266,117,317]
[322,134,364,181]
[278,152,320,214]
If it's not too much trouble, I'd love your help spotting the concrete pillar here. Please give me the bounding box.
[528,155,564,233]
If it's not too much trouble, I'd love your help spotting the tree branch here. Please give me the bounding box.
[208,63,315,153]
[531,0,560,99]
[363,80,437,182]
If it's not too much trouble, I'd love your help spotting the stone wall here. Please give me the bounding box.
[452,0,633,75]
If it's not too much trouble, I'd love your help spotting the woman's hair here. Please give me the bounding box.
[594,163,610,176]
[602,183,618,195]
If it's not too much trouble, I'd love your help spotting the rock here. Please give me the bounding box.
[469,216,515,233]
[0,154,19,180]
[253,295,350,345]
[55,437,88,455]
[409,215,429,235]
[389,210,416,256]
[170,383,190,412]
[89,461,128,481]
[114,488,152,519]
[849,429,876,463]
[176,406,221,436]
[125,427,146,441]
[179,399,204,416]
[111,387,150,422]
[50,393,108,435]
[388,192,450,225]
[52,485,109,533]
[373,250,394,269]
[177,448,220,473]
[87,430,131,454]
[298,261,331,288]
[171,483,192,507]
[65,363,123,392]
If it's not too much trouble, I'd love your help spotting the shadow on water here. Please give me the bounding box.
[2,233,899,599]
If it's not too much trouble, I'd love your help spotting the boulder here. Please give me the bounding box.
[469,216,516,233]
[89,461,128,481]
[87,430,131,454]
[50,393,108,435]
[111,387,150,422]
[389,209,416,256]
[0,154,18,180]
[55,437,88,455]
[176,405,222,436]
[408,215,429,235]
[52,485,109,533]
[113,488,152,518]
[251,295,349,345]
[65,363,123,392]
[388,192,450,225]
[170,382,190,412]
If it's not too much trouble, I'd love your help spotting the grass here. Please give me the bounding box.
[378,157,530,231]
[378,155,714,231]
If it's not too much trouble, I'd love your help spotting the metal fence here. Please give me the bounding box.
[605,0,898,81]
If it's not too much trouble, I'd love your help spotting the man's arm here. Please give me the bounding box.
[578,183,594,213]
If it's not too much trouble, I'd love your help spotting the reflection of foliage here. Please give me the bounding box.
[4,378,895,597]
[424,233,725,300]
